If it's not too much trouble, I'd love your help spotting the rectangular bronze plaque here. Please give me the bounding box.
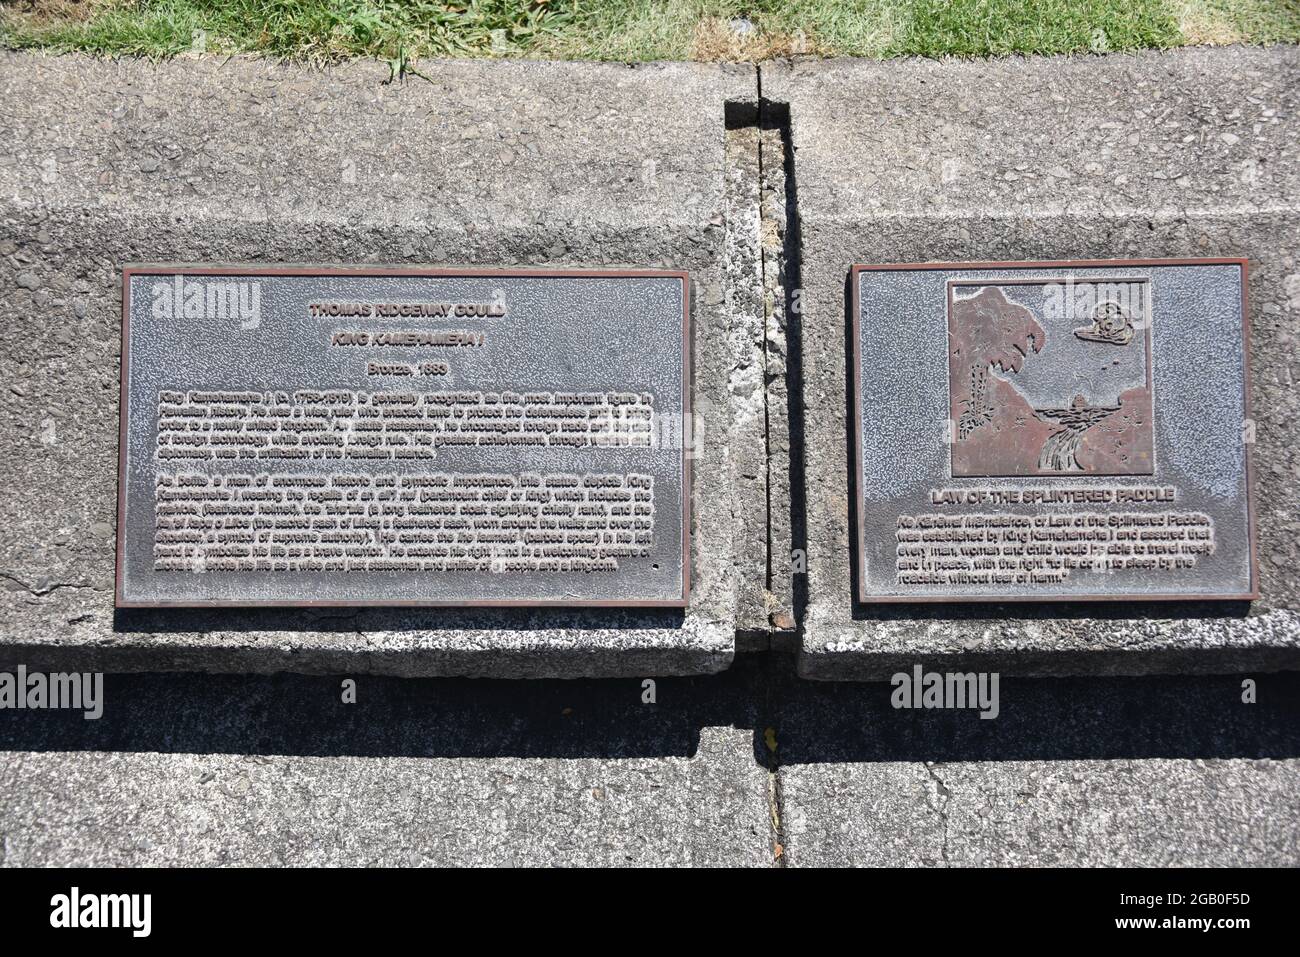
[116,266,690,608]
[852,259,1256,602]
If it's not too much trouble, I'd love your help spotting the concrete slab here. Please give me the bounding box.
[781,757,1300,866]
[773,669,1300,866]
[0,661,774,866]
[761,47,1300,679]
[0,53,763,677]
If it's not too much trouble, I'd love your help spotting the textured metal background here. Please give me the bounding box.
[854,261,1254,602]
[118,268,687,606]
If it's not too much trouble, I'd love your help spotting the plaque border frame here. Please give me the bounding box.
[116,265,692,610]
[849,258,1258,604]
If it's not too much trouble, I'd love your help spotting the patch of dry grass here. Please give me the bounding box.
[1173,0,1247,44]
[688,15,824,61]
[2,0,117,26]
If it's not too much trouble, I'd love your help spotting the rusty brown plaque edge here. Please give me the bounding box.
[849,258,1258,604]
[115,265,692,609]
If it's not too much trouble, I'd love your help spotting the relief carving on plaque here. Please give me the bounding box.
[948,279,1154,478]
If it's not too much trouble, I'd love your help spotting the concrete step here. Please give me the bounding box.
[761,47,1300,679]
[1,47,1297,678]
[0,54,760,677]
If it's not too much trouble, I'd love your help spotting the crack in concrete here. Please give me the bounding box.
[761,655,787,868]
[754,97,776,611]
[754,67,807,641]
[924,761,954,866]
[0,571,96,597]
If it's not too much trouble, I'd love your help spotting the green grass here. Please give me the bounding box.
[895,0,1182,56]
[1,0,1297,63]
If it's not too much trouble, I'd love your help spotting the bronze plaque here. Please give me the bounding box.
[852,259,1256,602]
[116,266,691,608]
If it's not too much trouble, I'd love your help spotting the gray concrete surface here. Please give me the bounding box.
[780,758,1299,866]
[0,662,775,866]
[761,47,1300,679]
[3,747,770,866]
[0,54,763,677]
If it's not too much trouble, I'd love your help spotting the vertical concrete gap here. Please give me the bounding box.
[759,93,806,629]
[754,68,773,619]
[758,93,801,645]
[723,96,775,649]
[755,114,775,603]
[722,79,799,649]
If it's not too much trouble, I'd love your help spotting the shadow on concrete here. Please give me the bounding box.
[114,606,686,634]
[1,655,1295,765]
[770,663,1300,765]
[0,657,761,761]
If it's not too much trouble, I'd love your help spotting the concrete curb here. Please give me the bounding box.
[0,54,760,677]
[2,47,1298,678]
[759,47,1300,679]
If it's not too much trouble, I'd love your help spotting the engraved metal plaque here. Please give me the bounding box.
[851,259,1256,602]
[116,267,690,607]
